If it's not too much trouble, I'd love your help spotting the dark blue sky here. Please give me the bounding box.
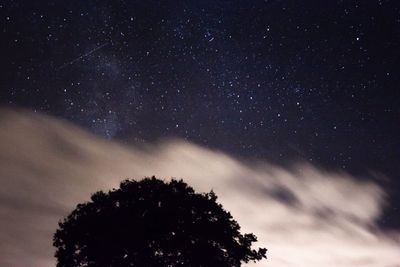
[1,0,399,227]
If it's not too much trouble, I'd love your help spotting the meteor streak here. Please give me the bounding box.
[58,43,108,70]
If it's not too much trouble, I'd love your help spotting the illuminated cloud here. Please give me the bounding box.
[0,108,399,266]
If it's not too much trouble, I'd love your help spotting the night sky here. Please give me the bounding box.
[1,0,399,228]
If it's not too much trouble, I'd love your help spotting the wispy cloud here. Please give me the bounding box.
[0,108,399,266]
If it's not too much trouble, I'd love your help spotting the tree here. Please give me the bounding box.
[53,177,267,266]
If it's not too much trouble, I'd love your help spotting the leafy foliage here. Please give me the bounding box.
[54,177,266,266]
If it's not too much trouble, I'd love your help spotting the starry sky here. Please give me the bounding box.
[1,0,399,228]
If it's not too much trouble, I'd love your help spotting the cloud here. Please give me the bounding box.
[0,108,399,266]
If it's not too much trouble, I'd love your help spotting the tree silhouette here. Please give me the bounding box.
[53,177,267,266]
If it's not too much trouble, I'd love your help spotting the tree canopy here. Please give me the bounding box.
[53,177,267,266]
